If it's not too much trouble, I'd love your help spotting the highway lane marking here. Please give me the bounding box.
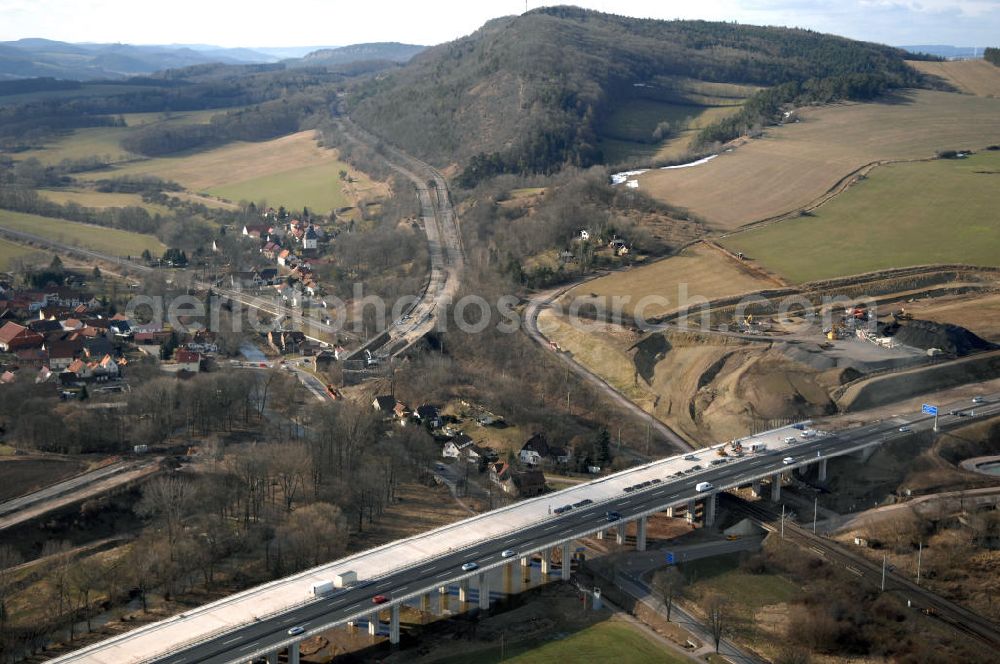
[222,636,242,645]
[543,524,561,531]
[239,641,259,651]
[846,565,864,577]
[504,537,519,543]
[281,617,296,624]
[420,566,436,573]
[346,602,362,610]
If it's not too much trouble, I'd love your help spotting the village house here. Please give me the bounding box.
[372,395,399,417]
[267,330,306,355]
[242,224,271,239]
[0,322,44,352]
[174,350,202,373]
[45,339,83,371]
[489,462,546,497]
[414,404,443,429]
[518,432,571,466]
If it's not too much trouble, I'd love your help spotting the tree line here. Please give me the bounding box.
[986,48,1000,67]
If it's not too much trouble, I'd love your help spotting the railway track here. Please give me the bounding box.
[725,494,1000,649]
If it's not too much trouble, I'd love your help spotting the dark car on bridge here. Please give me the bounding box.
[606,511,621,522]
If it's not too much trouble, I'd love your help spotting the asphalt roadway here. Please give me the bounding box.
[146,393,1000,664]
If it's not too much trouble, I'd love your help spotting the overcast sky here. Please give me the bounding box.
[1,0,997,48]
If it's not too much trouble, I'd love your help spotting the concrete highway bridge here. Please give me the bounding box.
[52,391,1000,663]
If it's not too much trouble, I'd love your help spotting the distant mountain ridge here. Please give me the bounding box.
[293,43,425,67]
[901,45,987,59]
[0,39,418,81]
[0,38,268,80]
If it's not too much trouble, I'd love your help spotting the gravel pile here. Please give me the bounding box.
[882,319,995,356]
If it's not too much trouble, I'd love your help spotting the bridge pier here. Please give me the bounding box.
[458,579,470,603]
[817,458,828,482]
[665,506,674,518]
[520,555,530,568]
[636,516,647,551]
[615,526,626,545]
[368,611,379,636]
[266,652,278,664]
[770,473,782,501]
[686,500,696,525]
[751,479,762,497]
[561,542,572,581]
[541,551,551,575]
[504,562,513,594]
[855,445,877,463]
[439,584,448,594]
[389,604,400,644]
[596,529,605,540]
[479,572,491,609]
[289,642,300,664]
[705,493,717,527]
[420,593,431,614]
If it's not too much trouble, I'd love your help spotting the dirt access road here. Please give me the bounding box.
[0,459,160,531]
[525,283,693,453]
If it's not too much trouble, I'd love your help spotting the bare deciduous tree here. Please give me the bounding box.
[703,592,729,653]
[652,566,685,622]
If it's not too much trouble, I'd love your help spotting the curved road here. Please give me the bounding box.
[524,283,693,452]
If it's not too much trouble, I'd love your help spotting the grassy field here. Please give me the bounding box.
[599,79,754,165]
[208,160,351,212]
[639,89,1000,230]
[18,109,227,165]
[538,308,654,411]
[565,242,774,319]
[80,131,382,213]
[0,238,42,270]
[908,59,1000,98]
[39,189,172,215]
[0,210,165,257]
[721,151,1000,283]
[429,619,686,664]
[681,554,799,609]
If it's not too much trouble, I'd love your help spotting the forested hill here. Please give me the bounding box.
[345,5,923,186]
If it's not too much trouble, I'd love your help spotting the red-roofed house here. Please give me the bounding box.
[174,350,202,373]
[0,322,44,352]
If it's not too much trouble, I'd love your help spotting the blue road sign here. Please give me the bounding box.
[665,552,675,565]
[921,404,938,416]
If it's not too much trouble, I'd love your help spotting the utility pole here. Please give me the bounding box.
[916,541,922,584]
[881,553,887,591]
[780,504,785,540]
[813,497,818,534]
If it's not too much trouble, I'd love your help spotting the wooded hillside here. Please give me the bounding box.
[346,6,923,186]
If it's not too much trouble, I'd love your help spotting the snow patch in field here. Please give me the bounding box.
[611,154,719,186]
[659,154,718,170]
